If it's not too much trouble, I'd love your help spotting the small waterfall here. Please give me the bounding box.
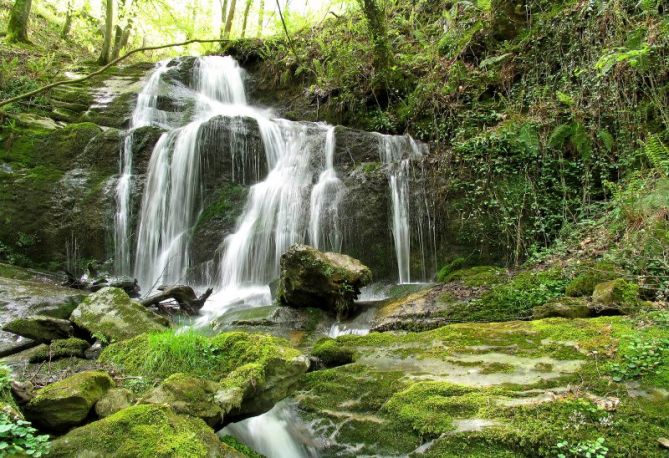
[379,135,425,284]
[114,61,169,275]
[309,126,344,252]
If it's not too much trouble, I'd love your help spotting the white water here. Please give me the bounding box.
[379,135,425,284]
[114,60,169,274]
[308,126,344,252]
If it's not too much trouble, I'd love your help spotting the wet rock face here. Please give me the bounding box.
[278,244,372,318]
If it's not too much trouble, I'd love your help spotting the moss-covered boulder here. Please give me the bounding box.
[565,262,619,297]
[2,315,74,342]
[95,388,135,418]
[25,370,114,432]
[71,287,169,342]
[141,373,222,427]
[311,338,354,367]
[592,279,640,314]
[48,404,243,457]
[278,244,372,318]
[28,338,89,363]
[532,297,592,320]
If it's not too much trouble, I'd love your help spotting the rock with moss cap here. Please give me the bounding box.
[532,297,592,320]
[95,388,135,418]
[48,404,244,458]
[592,279,640,314]
[25,370,114,432]
[141,373,222,427]
[2,315,74,342]
[311,338,354,368]
[70,287,169,342]
[28,338,90,363]
[278,244,372,318]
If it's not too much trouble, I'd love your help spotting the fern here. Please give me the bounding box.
[548,123,574,149]
[644,135,669,176]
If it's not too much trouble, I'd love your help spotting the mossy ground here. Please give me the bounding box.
[297,314,669,457]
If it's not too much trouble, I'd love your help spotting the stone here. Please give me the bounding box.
[25,370,115,432]
[95,388,135,418]
[311,338,354,368]
[141,373,222,427]
[48,404,243,458]
[278,244,372,318]
[592,279,640,314]
[70,287,169,342]
[2,315,74,342]
[28,338,90,363]
[532,297,592,320]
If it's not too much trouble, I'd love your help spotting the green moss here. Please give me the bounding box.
[444,266,507,287]
[565,261,619,297]
[311,338,354,367]
[220,435,264,457]
[435,257,466,282]
[592,278,640,308]
[99,329,301,381]
[193,182,247,231]
[28,337,89,363]
[48,404,234,457]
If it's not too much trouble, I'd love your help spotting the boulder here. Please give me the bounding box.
[592,279,640,314]
[25,370,114,432]
[532,297,592,320]
[48,404,243,458]
[95,388,135,418]
[278,244,372,318]
[2,315,74,342]
[141,373,222,427]
[311,338,354,368]
[70,287,169,342]
[28,338,90,363]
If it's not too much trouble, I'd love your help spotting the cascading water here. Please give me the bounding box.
[114,60,169,275]
[379,135,426,284]
[308,126,344,252]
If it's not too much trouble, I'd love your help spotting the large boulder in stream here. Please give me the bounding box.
[278,244,372,318]
[2,315,74,342]
[71,287,169,342]
[48,404,243,458]
[24,370,114,432]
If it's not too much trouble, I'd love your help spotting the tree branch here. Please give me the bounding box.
[0,38,230,109]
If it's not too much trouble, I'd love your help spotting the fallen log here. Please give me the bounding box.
[140,285,213,316]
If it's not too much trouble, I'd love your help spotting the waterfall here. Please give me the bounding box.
[379,135,425,284]
[309,126,344,252]
[133,56,250,288]
[114,60,169,275]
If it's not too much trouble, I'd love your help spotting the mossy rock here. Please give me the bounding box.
[592,279,640,313]
[278,244,372,318]
[2,315,74,342]
[95,388,135,418]
[141,373,222,427]
[48,404,243,457]
[565,262,619,297]
[532,297,592,320]
[25,370,114,432]
[444,266,507,287]
[71,287,169,342]
[28,338,89,363]
[311,338,354,368]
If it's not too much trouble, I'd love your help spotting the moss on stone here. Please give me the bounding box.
[220,435,263,458]
[2,314,74,342]
[565,261,619,297]
[592,278,640,310]
[48,404,238,457]
[95,388,135,418]
[28,337,89,363]
[311,338,354,367]
[532,296,591,320]
[444,266,507,287]
[26,370,114,432]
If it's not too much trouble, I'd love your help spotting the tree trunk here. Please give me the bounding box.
[357,0,390,72]
[224,0,238,38]
[61,0,75,40]
[6,0,33,43]
[256,0,265,37]
[219,0,230,39]
[110,1,136,60]
[240,0,253,38]
[98,0,115,65]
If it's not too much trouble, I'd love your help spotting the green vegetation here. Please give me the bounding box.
[442,265,506,287]
[99,329,301,381]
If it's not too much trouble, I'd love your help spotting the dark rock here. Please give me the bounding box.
[278,244,372,318]
[2,315,74,342]
[94,388,135,418]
